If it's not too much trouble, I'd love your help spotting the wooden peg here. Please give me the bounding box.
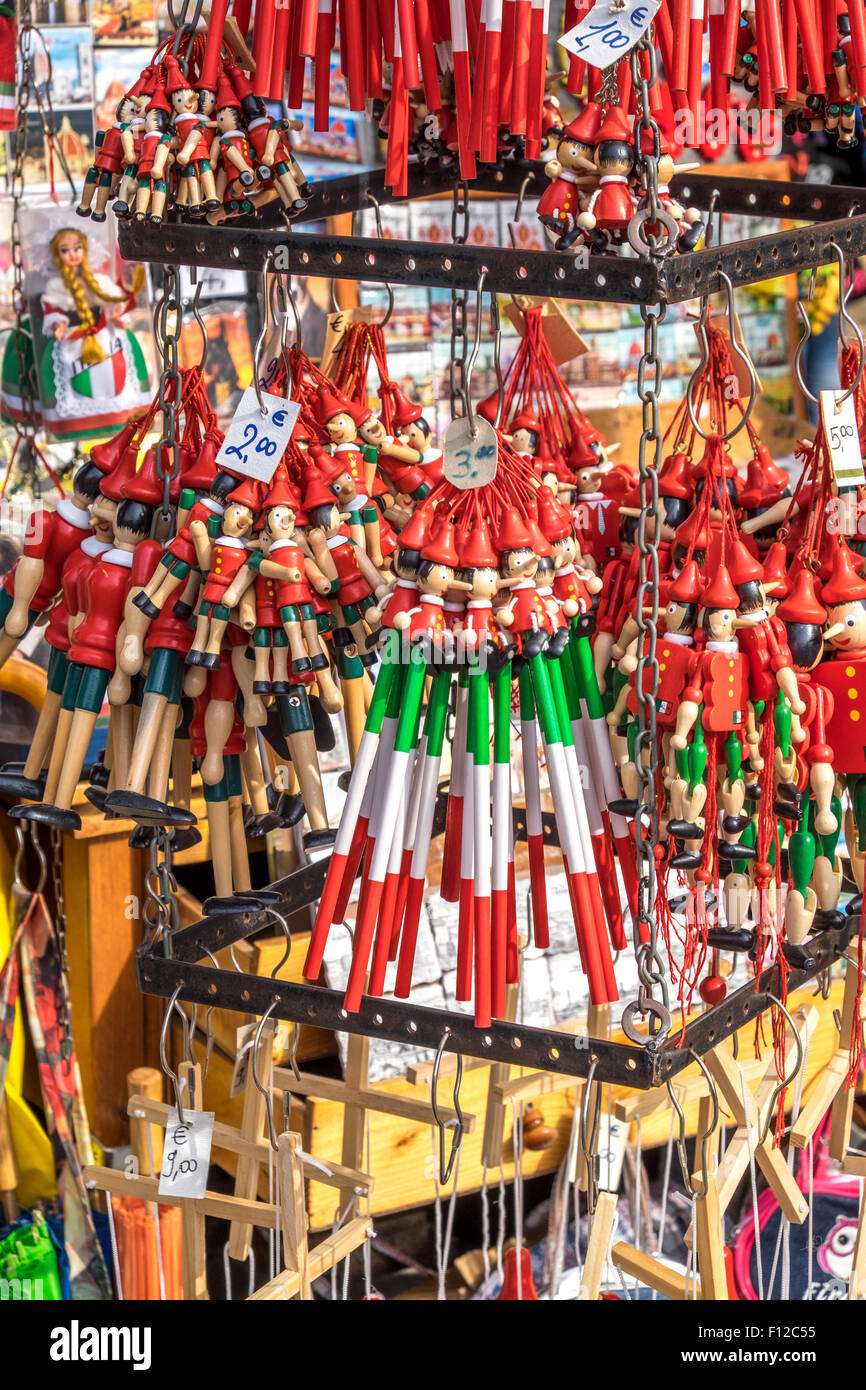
[341,1033,370,1219]
[577,1189,618,1300]
[481,982,520,1169]
[229,1018,274,1261]
[694,1174,728,1301]
[612,1243,700,1300]
[278,1131,311,1300]
[177,1061,208,1300]
[126,1067,164,1175]
[829,952,861,1162]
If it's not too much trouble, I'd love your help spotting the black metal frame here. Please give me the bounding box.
[119,167,866,304]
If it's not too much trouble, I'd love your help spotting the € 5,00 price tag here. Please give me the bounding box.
[157,1108,215,1201]
[821,388,866,489]
[215,387,301,484]
[442,416,499,489]
[559,0,660,68]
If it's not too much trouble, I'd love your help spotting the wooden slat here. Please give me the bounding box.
[577,1191,618,1301]
[178,1062,208,1301]
[274,1067,476,1130]
[248,1218,374,1301]
[611,1243,699,1300]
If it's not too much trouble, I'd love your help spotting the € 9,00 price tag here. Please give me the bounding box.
[215,387,301,484]
[157,1107,215,1200]
[559,0,660,68]
[821,388,866,489]
[442,415,498,489]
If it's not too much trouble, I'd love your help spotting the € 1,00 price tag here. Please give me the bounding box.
[157,1108,215,1200]
[215,387,301,484]
[821,388,866,489]
[442,416,498,489]
[559,0,660,68]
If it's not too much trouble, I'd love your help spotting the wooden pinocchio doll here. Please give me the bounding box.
[165,57,221,215]
[302,473,389,667]
[186,477,260,667]
[131,457,237,623]
[210,73,256,204]
[368,506,429,631]
[129,84,174,224]
[453,518,502,657]
[536,103,602,250]
[576,106,637,251]
[76,86,144,222]
[389,386,444,488]
[227,63,309,214]
[493,505,549,656]
[399,511,465,646]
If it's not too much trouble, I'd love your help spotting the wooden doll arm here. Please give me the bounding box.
[221,563,257,611]
[189,519,213,570]
[612,612,639,661]
[606,679,632,727]
[669,688,701,751]
[176,130,199,166]
[237,588,257,632]
[305,556,334,595]
[4,556,45,637]
[354,544,388,594]
[224,142,253,173]
[775,664,806,716]
[259,556,302,582]
[209,133,221,163]
[151,142,170,178]
[121,127,136,163]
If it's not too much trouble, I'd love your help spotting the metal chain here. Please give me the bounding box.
[449,181,470,420]
[154,266,182,523]
[629,26,669,1027]
[629,34,667,259]
[141,832,181,954]
[9,5,42,485]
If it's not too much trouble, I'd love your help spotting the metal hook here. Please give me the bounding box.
[579,1056,602,1214]
[461,269,488,436]
[266,908,292,979]
[159,983,191,1125]
[252,999,281,1151]
[190,276,209,376]
[688,1049,719,1196]
[490,291,504,429]
[12,821,47,896]
[364,191,395,329]
[830,241,865,406]
[759,995,805,1145]
[253,254,275,418]
[430,1029,464,1184]
[685,271,757,442]
[506,173,534,254]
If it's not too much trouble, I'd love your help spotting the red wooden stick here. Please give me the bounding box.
[232,0,253,39]
[687,0,704,112]
[313,0,335,131]
[299,0,319,55]
[796,0,826,90]
[760,0,788,92]
[415,0,443,110]
[269,1,292,100]
[339,0,366,109]
[718,0,740,76]
[395,0,421,86]
[251,0,277,95]
[199,0,230,90]
[845,0,866,97]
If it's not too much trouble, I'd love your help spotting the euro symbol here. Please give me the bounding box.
[632,5,648,25]
[272,409,287,428]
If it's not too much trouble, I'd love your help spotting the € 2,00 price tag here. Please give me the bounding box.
[442,415,499,490]
[157,1107,215,1200]
[821,388,866,489]
[559,0,660,69]
[215,386,301,484]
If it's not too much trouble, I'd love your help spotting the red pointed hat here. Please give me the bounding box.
[389,385,423,429]
[761,540,790,598]
[701,564,740,610]
[674,510,711,552]
[422,513,460,567]
[315,384,352,426]
[658,451,693,500]
[568,430,600,470]
[216,73,240,109]
[667,559,702,604]
[227,62,254,102]
[347,398,374,428]
[510,410,542,436]
[180,434,219,492]
[597,105,632,143]
[776,567,828,626]
[163,55,188,95]
[821,543,866,605]
[459,518,498,569]
[121,446,165,505]
[99,444,140,501]
[303,470,338,513]
[639,124,671,156]
[537,486,573,541]
[147,82,171,114]
[727,536,763,587]
[265,466,297,509]
[227,477,262,512]
[496,505,533,552]
[398,507,431,551]
[476,389,500,425]
[526,517,552,558]
[563,101,603,144]
[89,417,140,475]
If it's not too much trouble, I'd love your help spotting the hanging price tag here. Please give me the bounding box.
[559,0,660,68]
[443,416,499,489]
[157,1107,215,1200]
[215,387,301,484]
[821,389,866,488]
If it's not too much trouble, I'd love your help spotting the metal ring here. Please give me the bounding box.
[620,997,672,1046]
[159,982,190,1125]
[627,205,681,259]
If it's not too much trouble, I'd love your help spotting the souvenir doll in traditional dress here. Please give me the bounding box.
[229,65,309,214]
[493,506,549,656]
[302,474,388,667]
[76,89,143,222]
[536,103,602,250]
[576,107,637,251]
[33,227,150,440]
[210,74,256,204]
[128,85,174,224]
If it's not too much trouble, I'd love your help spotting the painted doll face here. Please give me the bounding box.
[420,562,453,596]
[358,416,386,447]
[511,427,538,456]
[558,138,592,170]
[462,566,498,600]
[223,502,254,536]
[325,411,356,444]
[663,599,696,636]
[171,86,198,115]
[827,600,866,653]
[329,469,356,504]
[704,607,735,642]
[399,420,429,453]
[56,232,85,271]
[198,88,217,117]
[551,534,576,568]
[91,494,116,542]
[216,105,241,133]
[266,505,295,541]
[117,97,138,124]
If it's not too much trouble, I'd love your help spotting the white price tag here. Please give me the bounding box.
[821,389,866,488]
[157,1107,215,1200]
[442,416,498,489]
[215,386,301,484]
[559,0,660,68]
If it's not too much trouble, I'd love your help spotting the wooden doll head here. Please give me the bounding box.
[222,500,255,537]
[550,533,577,568]
[456,564,499,601]
[660,494,690,538]
[324,410,357,445]
[328,468,357,507]
[171,84,198,115]
[116,95,139,125]
[72,459,105,508]
[399,418,432,453]
[574,465,601,495]
[786,622,825,673]
[114,499,154,548]
[594,139,634,178]
[657,152,676,186]
[500,546,537,582]
[663,598,698,638]
[308,501,341,538]
[91,492,117,542]
[511,425,539,456]
[534,555,555,589]
[144,105,170,134]
[826,599,866,653]
[358,415,386,448]
[416,559,453,596]
[265,504,295,543]
[702,604,736,642]
[198,87,217,118]
[394,544,421,581]
[557,134,594,171]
